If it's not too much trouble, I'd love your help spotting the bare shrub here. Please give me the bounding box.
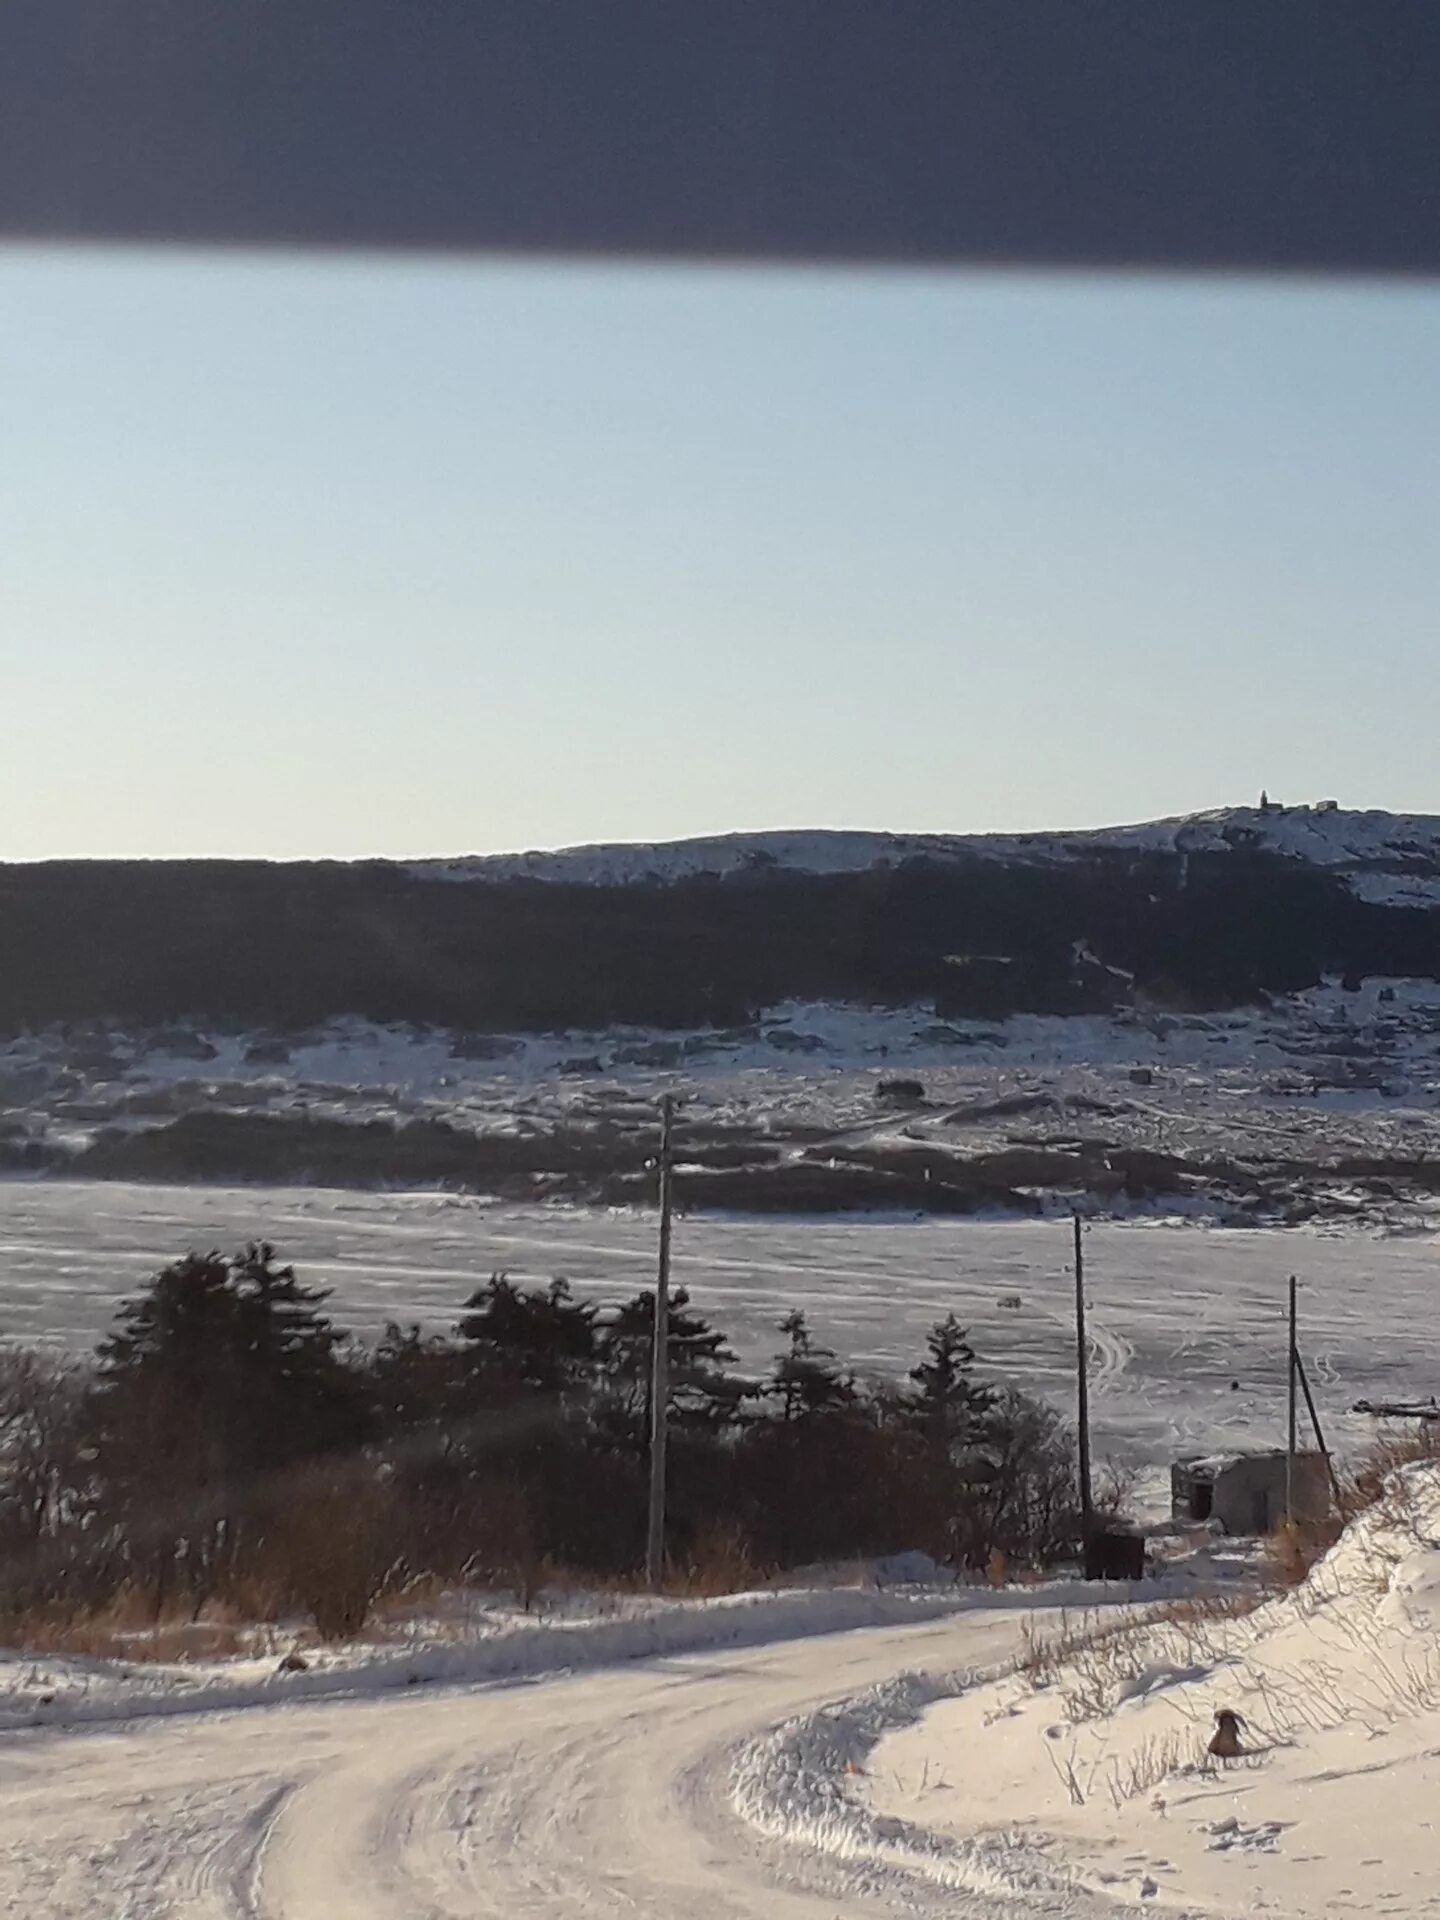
[1094,1457,1140,1527]
[259,1465,402,1640]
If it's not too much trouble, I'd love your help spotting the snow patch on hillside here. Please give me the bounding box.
[407,804,1440,908]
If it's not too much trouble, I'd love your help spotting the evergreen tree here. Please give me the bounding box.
[227,1243,365,1465]
[368,1321,464,1443]
[904,1315,997,1470]
[93,1244,369,1607]
[769,1310,854,1422]
[599,1287,752,1449]
[456,1275,597,1398]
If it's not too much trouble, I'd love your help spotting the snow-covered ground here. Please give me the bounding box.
[9,975,1440,1225]
[864,1465,1440,1918]
[3,1474,1432,1919]
[0,1599,1060,1920]
[1,1183,1436,1498]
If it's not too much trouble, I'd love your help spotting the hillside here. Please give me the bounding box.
[412,802,1440,909]
[3,804,1438,1037]
[3,804,1440,1221]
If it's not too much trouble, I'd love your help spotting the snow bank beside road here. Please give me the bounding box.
[732,1666,1087,1907]
[0,1579,984,1736]
[866,1465,1440,1917]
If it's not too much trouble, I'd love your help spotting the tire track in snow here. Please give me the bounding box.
[1083,1317,1134,1400]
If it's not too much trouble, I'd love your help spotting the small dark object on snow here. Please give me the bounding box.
[1230,1380,1240,1392]
[1208,1708,1245,1759]
[1084,1529,1145,1582]
[277,1651,310,1674]
[876,1077,925,1102]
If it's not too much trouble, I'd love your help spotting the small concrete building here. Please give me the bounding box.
[1171,1449,1330,1535]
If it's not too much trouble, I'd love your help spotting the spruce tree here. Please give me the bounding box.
[599,1286,752,1448]
[93,1244,368,1608]
[769,1310,854,1422]
[456,1275,597,1398]
[904,1314,997,1470]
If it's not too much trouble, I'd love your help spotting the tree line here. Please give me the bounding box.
[0,1246,1098,1638]
[5,851,1428,1036]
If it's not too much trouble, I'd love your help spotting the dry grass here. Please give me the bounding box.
[665,1523,771,1598]
[1019,1589,1265,1727]
[1264,1516,1344,1588]
[368,1572,457,1624]
[1100,1729,1198,1809]
[0,1590,252,1663]
[1343,1427,1440,1521]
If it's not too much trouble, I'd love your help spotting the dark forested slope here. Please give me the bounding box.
[4,808,1438,1033]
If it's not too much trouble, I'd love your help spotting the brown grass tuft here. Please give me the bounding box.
[1264,1516,1342,1587]
[1343,1428,1440,1518]
[666,1523,770,1598]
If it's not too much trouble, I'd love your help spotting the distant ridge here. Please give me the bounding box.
[5,803,1438,1034]
[409,804,1440,910]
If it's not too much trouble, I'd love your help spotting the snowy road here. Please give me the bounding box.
[0,1609,1120,1920]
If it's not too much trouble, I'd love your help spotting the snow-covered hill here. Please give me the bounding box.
[409,802,1440,909]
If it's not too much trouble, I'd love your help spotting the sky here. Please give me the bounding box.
[2,250,1436,861]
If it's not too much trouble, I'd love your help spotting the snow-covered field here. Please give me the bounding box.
[10,978,1440,1228]
[2,1181,1436,1493]
[0,1577,985,1736]
[865,1466,1440,1918]
[11,980,1440,1149]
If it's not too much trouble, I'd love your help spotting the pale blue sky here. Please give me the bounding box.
[2,252,1436,860]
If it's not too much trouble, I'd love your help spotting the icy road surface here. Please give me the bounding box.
[2,1181,1438,1478]
[0,1608,1127,1920]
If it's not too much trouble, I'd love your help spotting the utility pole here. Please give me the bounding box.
[1294,1347,1343,1513]
[1285,1274,1298,1525]
[1074,1215,1093,1539]
[645,1093,675,1591]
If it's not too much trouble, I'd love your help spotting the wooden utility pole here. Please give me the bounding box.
[1285,1274,1298,1524]
[1294,1348,1344,1512]
[1074,1215,1094,1536]
[645,1093,676,1590]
